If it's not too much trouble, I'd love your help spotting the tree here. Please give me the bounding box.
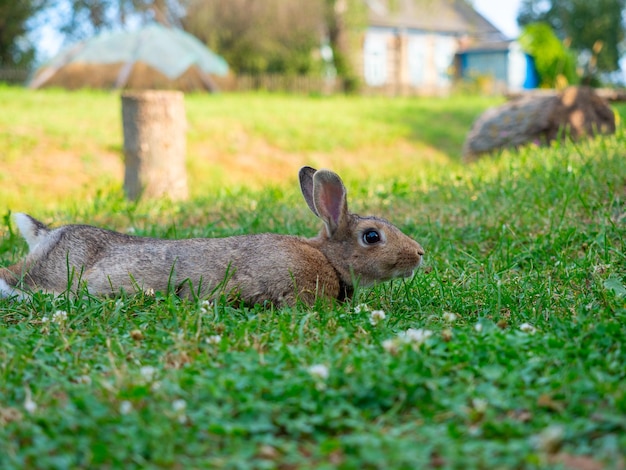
[182,0,326,75]
[0,0,47,67]
[53,0,183,41]
[26,0,369,85]
[323,0,368,91]
[517,0,626,75]
[182,0,367,89]
[518,22,579,88]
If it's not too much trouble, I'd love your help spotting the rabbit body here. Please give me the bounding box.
[1,223,341,306]
[0,167,424,307]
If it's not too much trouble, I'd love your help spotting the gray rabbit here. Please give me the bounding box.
[0,167,424,307]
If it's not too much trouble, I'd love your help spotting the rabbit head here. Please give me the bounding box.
[299,166,424,289]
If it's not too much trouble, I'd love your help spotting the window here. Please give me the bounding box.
[363,32,388,86]
[434,36,456,86]
[408,34,427,86]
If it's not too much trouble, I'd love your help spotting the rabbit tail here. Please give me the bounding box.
[14,213,51,251]
[0,213,50,299]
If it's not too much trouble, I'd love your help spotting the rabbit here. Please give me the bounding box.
[0,166,424,307]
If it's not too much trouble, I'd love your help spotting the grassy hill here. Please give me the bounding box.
[0,86,501,212]
[0,87,625,468]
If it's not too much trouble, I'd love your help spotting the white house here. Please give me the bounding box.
[359,0,534,94]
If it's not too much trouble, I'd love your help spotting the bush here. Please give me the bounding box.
[519,22,579,88]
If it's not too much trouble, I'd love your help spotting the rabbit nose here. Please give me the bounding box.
[416,244,425,256]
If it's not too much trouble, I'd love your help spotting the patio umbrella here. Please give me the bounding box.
[30,23,229,91]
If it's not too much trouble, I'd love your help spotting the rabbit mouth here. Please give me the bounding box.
[399,268,416,279]
[387,267,416,280]
[391,258,422,280]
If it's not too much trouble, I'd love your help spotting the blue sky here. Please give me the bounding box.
[473,0,522,38]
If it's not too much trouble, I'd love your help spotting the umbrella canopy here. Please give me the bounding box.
[30,23,229,91]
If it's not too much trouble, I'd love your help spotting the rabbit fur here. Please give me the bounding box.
[0,167,424,307]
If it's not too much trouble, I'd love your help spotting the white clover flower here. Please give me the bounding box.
[172,400,188,424]
[471,398,488,413]
[354,304,370,314]
[532,425,565,452]
[402,328,433,345]
[369,310,386,326]
[307,364,329,380]
[382,339,398,354]
[474,323,483,333]
[76,375,92,385]
[52,310,68,324]
[139,366,157,382]
[143,288,155,297]
[205,335,222,345]
[442,312,457,322]
[382,328,434,354]
[172,399,187,412]
[119,400,133,415]
[41,315,50,323]
[23,388,37,414]
[200,299,213,314]
[519,323,537,334]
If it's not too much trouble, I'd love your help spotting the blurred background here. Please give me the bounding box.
[2,0,625,94]
[1,0,625,211]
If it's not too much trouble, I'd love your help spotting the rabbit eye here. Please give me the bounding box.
[362,230,381,245]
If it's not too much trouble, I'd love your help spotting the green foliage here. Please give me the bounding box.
[518,22,579,88]
[1,96,626,466]
[324,0,369,91]
[0,0,45,68]
[518,0,626,75]
[182,0,327,76]
[48,0,184,41]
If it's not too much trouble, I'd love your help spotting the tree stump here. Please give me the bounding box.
[462,86,616,162]
[122,90,189,200]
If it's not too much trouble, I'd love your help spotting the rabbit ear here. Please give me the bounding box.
[312,169,348,236]
[299,166,319,216]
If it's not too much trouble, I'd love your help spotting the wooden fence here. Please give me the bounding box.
[0,68,30,84]
[215,74,344,94]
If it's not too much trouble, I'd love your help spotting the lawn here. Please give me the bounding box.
[0,87,625,468]
[0,85,499,212]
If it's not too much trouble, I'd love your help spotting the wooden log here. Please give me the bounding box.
[463,86,616,162]
[121,90,188,201]
[507,87,626,103]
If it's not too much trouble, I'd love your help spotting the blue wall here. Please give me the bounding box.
[523,54,540,89]
[458,50,538,90]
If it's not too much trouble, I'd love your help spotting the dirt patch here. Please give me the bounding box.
[0,141,124,211]
[2,125,445,212]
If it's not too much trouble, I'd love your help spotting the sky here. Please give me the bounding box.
[473,0,523,39]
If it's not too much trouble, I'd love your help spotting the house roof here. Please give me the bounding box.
[366,0,507,41]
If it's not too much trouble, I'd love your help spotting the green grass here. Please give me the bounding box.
[1,88,625,468]
[0,86,499,212]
